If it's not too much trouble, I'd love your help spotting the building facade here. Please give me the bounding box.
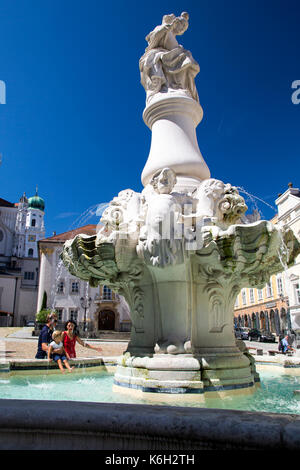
[37,225,132,335]
[275,183,300,334]
[0,191,45,326]
[234,183,300,337]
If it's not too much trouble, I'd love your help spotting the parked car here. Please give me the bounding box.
[26,320,35,327]
[234,327,250,340]
[248,328,276,342]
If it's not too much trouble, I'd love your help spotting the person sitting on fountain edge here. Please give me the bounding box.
[48,330,74,373]
[35,312,58,359]
[62,319,103,359]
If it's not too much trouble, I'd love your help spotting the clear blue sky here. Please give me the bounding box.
[0,0,299,237]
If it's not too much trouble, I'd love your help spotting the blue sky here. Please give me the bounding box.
[0,0,299,237]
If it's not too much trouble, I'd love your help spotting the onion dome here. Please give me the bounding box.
[28,186,45,211]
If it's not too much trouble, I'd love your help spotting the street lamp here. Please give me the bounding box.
[80,296,92,333]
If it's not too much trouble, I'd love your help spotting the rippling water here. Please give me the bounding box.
[0,369,300,414]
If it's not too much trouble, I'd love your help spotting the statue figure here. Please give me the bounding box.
[139,12,200,103]
[137,168,185,267]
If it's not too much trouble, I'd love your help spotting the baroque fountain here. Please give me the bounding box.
[61,12,299,396]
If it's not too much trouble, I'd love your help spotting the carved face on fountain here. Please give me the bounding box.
[194,178,248,226]
[150,168,177,194]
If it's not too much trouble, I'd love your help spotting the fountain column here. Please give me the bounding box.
[142,95,210,193]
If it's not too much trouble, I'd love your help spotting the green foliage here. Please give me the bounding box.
[35,309,51,324]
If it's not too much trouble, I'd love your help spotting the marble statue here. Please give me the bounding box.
[140,12,200,104]
[61,13,300,396]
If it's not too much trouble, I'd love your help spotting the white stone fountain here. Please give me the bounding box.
[61,13,300,395]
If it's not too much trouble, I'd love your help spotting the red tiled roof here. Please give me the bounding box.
[40,224,98,243]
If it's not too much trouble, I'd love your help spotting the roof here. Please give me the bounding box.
[0,197,15,208]
[39,224,98,243]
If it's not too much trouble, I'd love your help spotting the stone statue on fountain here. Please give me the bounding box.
[139,12,199,104]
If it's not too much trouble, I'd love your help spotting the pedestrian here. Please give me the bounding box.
[62,319,103,359]
[47,330,74,373]
[281,335,294,354]
[35,312,58,359]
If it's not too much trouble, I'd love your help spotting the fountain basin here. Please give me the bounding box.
[2,356,300,449]
[0,364,299,411]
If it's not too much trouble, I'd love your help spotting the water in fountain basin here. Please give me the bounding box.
[1,368,300,414]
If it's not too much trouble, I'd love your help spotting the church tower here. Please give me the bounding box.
[25,187,45,258]
[14,188,45,259]
[13,192,28,257]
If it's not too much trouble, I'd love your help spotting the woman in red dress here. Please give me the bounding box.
[62,320,102,359]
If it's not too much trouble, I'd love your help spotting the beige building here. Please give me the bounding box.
[234,183,300,336]
[37,225,132,336]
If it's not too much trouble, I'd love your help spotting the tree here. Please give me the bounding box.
[35,309,51,324]
[41,291,47,311]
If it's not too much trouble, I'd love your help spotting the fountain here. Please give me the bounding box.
[61,12,300,396]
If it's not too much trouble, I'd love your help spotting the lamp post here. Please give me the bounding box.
[80,296,92,334]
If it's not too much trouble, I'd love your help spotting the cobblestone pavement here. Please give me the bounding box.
[0,338,128,360]
[244,339,278,353]
[0,327,129,360]
[0,329,280,360]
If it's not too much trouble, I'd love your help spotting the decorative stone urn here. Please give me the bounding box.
[61,12,300,395]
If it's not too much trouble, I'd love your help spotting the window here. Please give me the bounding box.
[103,285,112,300]
[28,248,34,257]
[266,281,273,298]
[57,280,64,294]
[234,297,239,308]
[242,289,247,305]
[24,271,34,280]
[55,308,63,321]
[69,309,78,321]
[71,281,79,294]
[294,284,300,305]
[277,275,283,296]
[257,289,263,300]
[31,219,36,227]
[249,289,254,303]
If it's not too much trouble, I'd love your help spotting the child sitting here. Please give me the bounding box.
[48,330,74,373]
